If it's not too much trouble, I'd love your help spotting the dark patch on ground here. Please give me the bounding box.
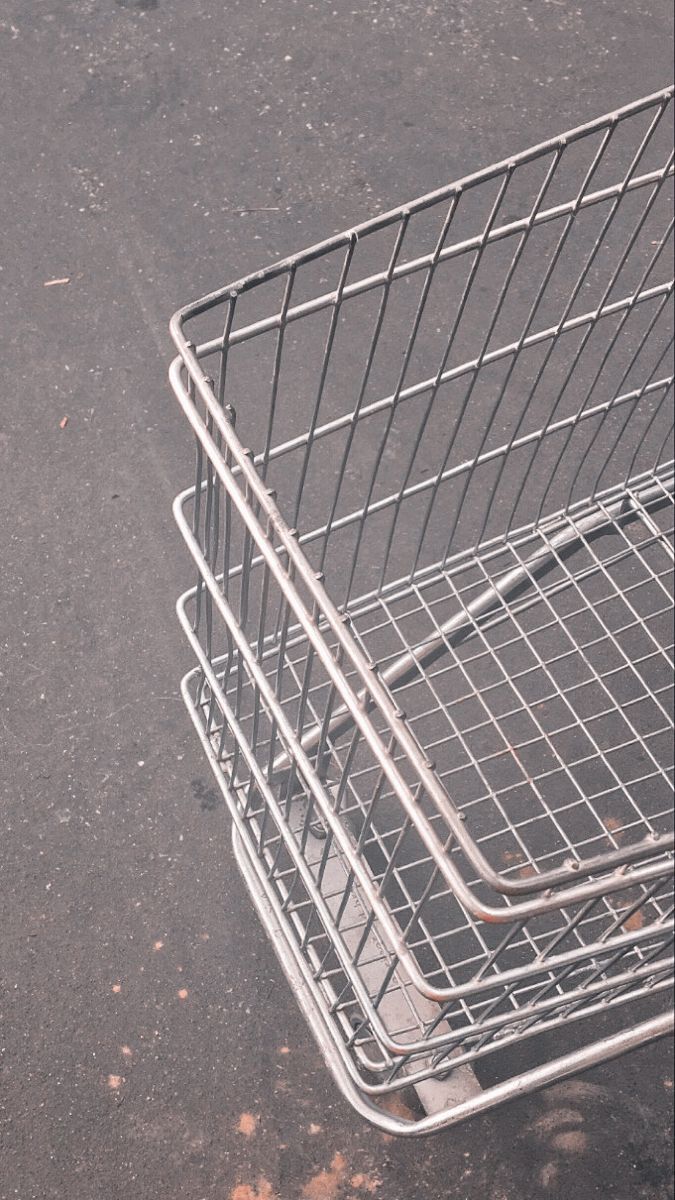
[116,0,158,10]
[191,778,221,812]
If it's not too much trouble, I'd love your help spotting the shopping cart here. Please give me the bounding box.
[170,87,675,1135]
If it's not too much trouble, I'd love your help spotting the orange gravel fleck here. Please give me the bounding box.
[237,1112,257,1137]
[351,1173,381,1193]
[301,1153,348,1200]
[229,1181,276,1200]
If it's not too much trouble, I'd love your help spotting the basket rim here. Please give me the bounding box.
[169,85,674,916]
[169,84,673,340]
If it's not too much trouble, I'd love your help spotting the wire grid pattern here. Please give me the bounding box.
[182,474,675,902]
[175,470,674,961]
[183,666,673,1091]
[229,822,673,1110]
[172,86,675,902]
[336,471,675,881]
[176,604,674,997]
[178,86,675,606]
[171,89,675,1103]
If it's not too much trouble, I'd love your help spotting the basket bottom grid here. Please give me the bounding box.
[232,468,675,890]
[230,817,673,1134]
[226,794,673,1107]
[179,471,675,1027]
[182,658,674,1096]
[176,466,675,1110]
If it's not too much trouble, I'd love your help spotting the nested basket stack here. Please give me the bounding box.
[170,87,674,1134]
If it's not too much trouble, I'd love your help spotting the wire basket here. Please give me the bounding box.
[170,87,675,1133]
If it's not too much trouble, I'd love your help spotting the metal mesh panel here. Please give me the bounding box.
[170,87,674,1133]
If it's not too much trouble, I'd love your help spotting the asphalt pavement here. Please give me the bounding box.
[1,2,673,1198]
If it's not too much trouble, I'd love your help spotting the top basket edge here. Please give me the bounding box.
[169,84,674,350]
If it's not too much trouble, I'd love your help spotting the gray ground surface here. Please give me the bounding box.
[0,3,673,1198]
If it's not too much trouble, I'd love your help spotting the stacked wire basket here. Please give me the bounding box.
[170,88,675,1134]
